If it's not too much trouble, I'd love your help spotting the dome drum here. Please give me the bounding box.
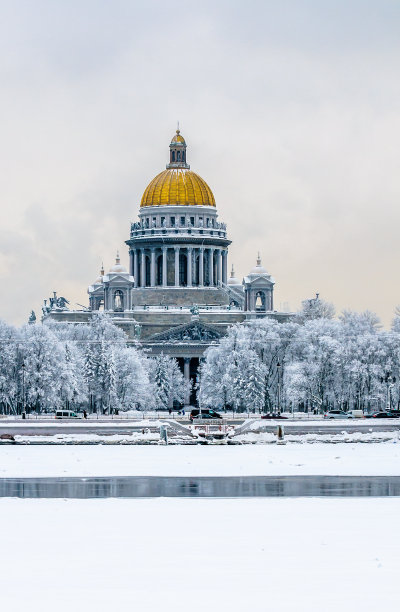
[132,204,226,240]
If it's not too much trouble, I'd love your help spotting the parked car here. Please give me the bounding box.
[323,410,353,419]
[190,409,222,421]
[370,411,400,419]
[55,410,80,419]
[261,413,288,420]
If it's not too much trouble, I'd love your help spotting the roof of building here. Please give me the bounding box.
[140,129,216,207]
[141,168,216,207]
[170,128,186,145]
[248,254,268,276]
[108,251,128,274]
[227,264,241,286]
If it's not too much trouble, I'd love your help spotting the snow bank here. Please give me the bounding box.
[247,418,400,430]
[12,432,161,444]
[237,430,400,444]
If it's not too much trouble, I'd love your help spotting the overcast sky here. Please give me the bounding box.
[0,0,399,326]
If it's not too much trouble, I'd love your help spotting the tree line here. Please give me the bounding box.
[199,300,400,413]
[1,300,399,415]
[0,314,187,415]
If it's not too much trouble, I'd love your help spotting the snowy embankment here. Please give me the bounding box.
[236,430,400,444]
[0,497,399,612]
[1,443,400,477]
[4,428,400,445]
[245,417,400,429]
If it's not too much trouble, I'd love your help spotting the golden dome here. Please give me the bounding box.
[140,128,216,207]
[141,168,216,207]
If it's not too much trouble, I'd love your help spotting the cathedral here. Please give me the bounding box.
[43,128,290,403]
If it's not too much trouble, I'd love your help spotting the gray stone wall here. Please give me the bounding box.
[131,287,230,306]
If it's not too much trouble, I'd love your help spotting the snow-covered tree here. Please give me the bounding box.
[58,342,86,410]
[114,346,152,411]
[0,320,20,414]
[392,306,400,333]
[297,294,335,322]
[149,355,187,410]
[21,324,64,413]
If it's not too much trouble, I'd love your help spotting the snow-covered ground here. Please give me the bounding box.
[1,442,400,477]
[236,430,400,444]
[0,497,398,612]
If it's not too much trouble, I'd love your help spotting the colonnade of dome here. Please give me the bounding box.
[130,244,228,288]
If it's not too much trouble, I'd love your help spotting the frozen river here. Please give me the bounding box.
[2,475,400,498]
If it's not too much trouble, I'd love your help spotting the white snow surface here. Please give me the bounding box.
[1,442,400,477]
[0,497,398,612]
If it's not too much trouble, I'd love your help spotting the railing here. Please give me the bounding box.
[131,303,242,312]
[220,281,245,307]
[192,423,234,436]
[130,226,227,239]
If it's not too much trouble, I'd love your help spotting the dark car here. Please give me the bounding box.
[190,409,222,421]
[371,411,399,419]
[261,413,288,420]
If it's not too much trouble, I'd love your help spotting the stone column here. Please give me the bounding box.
[162,247,167,287]
[222,250,228,284]
[184,357,191,405]
[129,250,134,276]
[216,249,222,286]
[199,247,204,287]
[140,249,146,287]
[208,248,214,286]
[133,250,138,288]
[187,247,193,287]
[150,248,156,287]
[174,247,180,287]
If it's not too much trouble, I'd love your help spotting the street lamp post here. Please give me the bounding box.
[277,361,282,415]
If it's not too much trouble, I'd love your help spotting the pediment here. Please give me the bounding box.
[103,274,134,284]
[244,275,274,286]
[149,320,223,344]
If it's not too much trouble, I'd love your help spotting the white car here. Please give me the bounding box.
[55,410,81,419]
[323,410,353,419]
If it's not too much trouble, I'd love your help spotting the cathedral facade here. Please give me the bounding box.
[43,129,290,403]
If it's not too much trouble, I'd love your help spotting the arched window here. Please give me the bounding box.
[114,290,123,312]
[172,151,175,162]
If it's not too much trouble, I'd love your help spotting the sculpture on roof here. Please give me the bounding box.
[28,310,36,324]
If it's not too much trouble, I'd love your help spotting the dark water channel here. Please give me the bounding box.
[1,476,400,498]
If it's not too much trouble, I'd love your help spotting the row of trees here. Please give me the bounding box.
[0,314,187,414]
[1,300,400,415]
[199,301,400,413]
